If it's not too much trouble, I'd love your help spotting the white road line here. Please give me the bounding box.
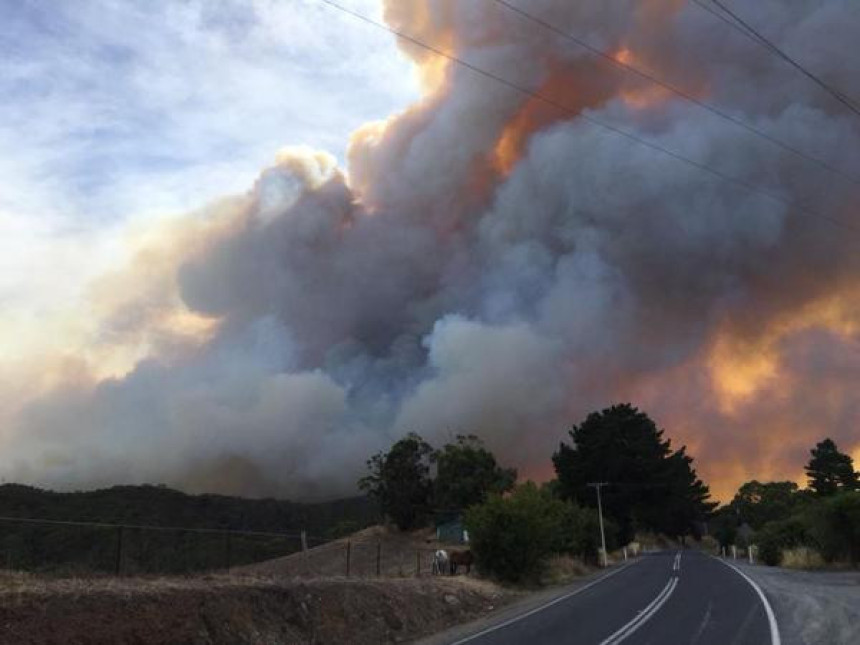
[713,557,782,645]
[691,602,713,645]
[448,561,638,645]
[673,551,681,572]
[598,577,678,645]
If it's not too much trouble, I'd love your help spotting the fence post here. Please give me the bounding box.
[346,540,351,578]
[376,541,381,577]
[224,531,232,571]
[301,530,309,574]
[115,526,124,576]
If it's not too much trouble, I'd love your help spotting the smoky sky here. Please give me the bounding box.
[4,0,860,501]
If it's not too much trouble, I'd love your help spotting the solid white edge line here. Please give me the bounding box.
[448,560,638,645]
[713,557,782,645]
[598,577,678,645]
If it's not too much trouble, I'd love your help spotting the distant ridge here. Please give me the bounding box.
[0,483,380,574]
[0,483,378,535]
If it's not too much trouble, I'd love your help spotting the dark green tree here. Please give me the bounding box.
[552,404,715,544]
[805,438,859,496]
[820,492,860,565]
[711,506,739,549]
[728,480,803,530]
[358,433,434,531]
[754,516,809,566]
[433,435,517,511]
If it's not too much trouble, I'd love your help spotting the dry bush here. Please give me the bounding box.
[781,547,826,570]
[634,532,679,552]
[540,555,593,586]
[698,535,719,554]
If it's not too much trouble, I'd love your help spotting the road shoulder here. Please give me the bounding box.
[730,561,860,645]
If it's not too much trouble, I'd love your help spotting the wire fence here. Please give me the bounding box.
[0,515,469,579]
[262,537,456,579]
[0,515,322,577]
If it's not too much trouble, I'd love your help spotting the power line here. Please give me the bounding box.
[490,0,860,189]
[692,0,860,118]
[317,0,858,235]
[0,514,311,539]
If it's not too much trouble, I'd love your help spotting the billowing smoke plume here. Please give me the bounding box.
[5,0,860,500]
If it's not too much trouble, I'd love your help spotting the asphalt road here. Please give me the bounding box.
[444,551,779,645]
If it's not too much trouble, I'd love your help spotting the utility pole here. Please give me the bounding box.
[588,482,609,568]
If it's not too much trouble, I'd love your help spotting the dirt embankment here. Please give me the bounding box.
[0,572,512,645]
[240,526,458,579]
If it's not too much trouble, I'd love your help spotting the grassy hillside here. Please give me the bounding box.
[0,484,379,575]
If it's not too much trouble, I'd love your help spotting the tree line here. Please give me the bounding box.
[712,437,859,566]
[360,403,716,582]
[0,484,378,574]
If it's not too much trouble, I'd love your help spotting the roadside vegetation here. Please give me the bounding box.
[360,404,716,583]
[712,437,860,568]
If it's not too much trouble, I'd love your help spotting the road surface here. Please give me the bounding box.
[436,551,779,645]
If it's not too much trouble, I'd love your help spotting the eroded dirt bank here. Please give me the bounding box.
[0,573,512,645]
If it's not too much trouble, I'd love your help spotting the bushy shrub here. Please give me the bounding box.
[464,483,601,583]
[556,504,617,564]
[805,491,860,564]
[757,535,782,567]
[754,516,808,566]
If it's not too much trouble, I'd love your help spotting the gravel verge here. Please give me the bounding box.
[734,562,860,645]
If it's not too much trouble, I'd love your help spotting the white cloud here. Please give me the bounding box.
[0,0,417,223]
[0,0,418,332]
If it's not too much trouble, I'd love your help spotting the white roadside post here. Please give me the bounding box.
[588,482,609,567]
[732,545,737,560]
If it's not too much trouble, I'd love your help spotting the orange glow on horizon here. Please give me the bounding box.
[708,291,860,412]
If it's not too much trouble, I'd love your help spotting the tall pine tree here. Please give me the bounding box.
[805,438,859,496]
[553,404,715,543]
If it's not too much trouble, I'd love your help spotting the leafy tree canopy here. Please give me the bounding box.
[711,506,739,549]
[805,438,859,496]
[358,433,434,531]
[728,480,805,530]
[553,403,716,543]
[433,435,516,511]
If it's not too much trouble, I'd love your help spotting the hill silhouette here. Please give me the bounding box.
[0,484,378,575]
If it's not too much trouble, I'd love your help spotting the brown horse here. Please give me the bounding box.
[448,550,474,575]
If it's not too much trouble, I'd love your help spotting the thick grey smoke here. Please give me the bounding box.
[5,0,860,500]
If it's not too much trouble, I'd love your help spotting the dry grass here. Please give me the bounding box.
[240,524,460,579]
[634,532,680,551]
[698,535,720,554]
[540,555,594,586]
[781,547,826,570]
